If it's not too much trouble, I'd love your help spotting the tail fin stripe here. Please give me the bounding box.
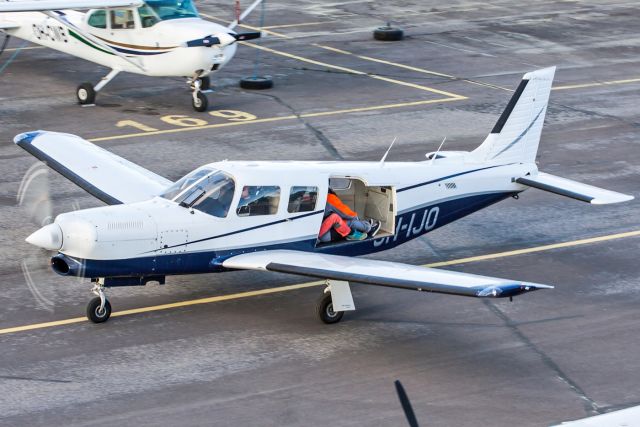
[492,107,544,159]
[491,79,529,134]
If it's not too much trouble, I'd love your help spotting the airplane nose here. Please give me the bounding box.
[26,223,63,251]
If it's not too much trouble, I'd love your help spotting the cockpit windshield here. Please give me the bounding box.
[144,0,199,21]
[161,168,236,218]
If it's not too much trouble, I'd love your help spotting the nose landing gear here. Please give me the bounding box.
[188,75,210,112]
[87,281,111,323]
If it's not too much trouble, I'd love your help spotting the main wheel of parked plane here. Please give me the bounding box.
[77,82,96,105]
[192,91,208,112]
[86,296,112,323]
[316,292,344,324]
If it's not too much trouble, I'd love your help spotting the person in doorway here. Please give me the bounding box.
[325,188,381,240]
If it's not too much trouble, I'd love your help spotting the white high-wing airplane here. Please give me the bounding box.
[16,67,634,324]
[0,0,263,111]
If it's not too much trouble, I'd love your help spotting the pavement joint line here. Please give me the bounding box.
[0,229,638,336]
[87,97,462,143]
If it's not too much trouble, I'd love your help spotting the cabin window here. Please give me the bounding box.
[236,186,280,216]
[288,186,318,213]
[138,5,160,28]
[146,0,199,21]
[88,10,107,29]
[110,9,136,29]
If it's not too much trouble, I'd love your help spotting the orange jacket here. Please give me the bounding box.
[326,193,357,218]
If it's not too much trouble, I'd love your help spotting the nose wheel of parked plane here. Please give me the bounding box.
[188,76,209,112]
[316,291,344,324]
[87,282,111,323]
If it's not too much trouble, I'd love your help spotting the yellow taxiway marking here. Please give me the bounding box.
[200,13,291,39]
[263,21,330,29]
[3,46,45,52]
[1,229,638,336]
[240,42,467,99]
[553,77,640,91]
[88,97,461,143]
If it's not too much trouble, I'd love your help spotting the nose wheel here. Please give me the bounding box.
[189,76,209,112]
[87,282,111,323]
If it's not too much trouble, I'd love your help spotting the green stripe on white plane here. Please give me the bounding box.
[69,30,114,56]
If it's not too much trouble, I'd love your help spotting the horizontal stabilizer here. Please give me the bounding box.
[517,172,633,204]
[15,131,172,205]
[223,250,553,299]
[0,0,142,12]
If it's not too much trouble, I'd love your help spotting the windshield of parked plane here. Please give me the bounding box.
[161,167,213,201]
[144,0,199,21]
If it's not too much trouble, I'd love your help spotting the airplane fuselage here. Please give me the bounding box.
[3,10,236,77]
[48,159,535,281]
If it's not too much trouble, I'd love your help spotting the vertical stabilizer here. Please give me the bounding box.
[471,67,556,164]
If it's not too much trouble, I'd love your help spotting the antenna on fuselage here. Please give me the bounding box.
[429,136,446,165]
[380,137,397,167]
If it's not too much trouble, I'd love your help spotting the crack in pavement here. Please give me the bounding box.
[249,92,344,160]
[0,375,72,384]
[483,299,601,416]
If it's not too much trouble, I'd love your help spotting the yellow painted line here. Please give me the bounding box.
[3,46,45,52]
[316,44,512,92]
[0,229,638,335]
[553,77,640,91]
[200,12,290,39]
[263,21,330,29]
[241,42,467,99]
[87,97,462,143]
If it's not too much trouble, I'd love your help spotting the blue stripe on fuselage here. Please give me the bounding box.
[61,191,516,280]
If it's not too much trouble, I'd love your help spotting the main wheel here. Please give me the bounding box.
[77,82,96,105]
[87,297,112,323]
[192,91,208,112]
[198,76,211,91]
[316,292,344,324]
[373,26,404,41]
[239,76,273,90]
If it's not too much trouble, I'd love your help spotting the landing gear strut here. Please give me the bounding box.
[87,281,111,323]
[77,68,120,106]
[188,74,209,112]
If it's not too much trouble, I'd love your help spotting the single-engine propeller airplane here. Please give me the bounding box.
[0,0,264,111]
[16,67,634,324]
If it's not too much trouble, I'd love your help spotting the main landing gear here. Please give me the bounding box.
[188,75,211,112]
[316,291,344,324]
[316,280,356,324]
[77,68,120,106]
[87,281,111,323]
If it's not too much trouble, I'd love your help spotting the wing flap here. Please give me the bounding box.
[517,172,633,204]
[223,250,552,298]
[0,0,142,12]
[15,131,172,205]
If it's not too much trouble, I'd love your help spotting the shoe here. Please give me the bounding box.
[346,230,367,241]
[368,220,381,238]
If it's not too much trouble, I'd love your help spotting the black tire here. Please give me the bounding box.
[316,292,344,324]
[77,82,96,105]
[239,76,273,90]
[373,26,404,41]
[86,297,111,323]
[192,91,208,112]
[198,76,211,91]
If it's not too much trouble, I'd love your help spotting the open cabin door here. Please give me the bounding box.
[316,177,396,246]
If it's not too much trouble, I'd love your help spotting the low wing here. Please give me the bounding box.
[222,250,553,298]
[15,131,172,205]
[0,0,142,12]
[517,172,633,204]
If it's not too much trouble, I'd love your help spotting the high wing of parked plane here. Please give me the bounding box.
[0,0,263,111]
[15,67,633,324]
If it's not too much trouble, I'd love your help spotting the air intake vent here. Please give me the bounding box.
[107,220,144,230]
[445,182,457,189]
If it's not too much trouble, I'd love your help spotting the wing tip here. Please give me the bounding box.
[14,130,45,146]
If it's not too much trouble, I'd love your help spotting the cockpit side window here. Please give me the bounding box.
[288,186,318,213]
[138,5,160,28]
[237,186,281,216]
[161,168,213,201]
[110,9,136,29]
[88,10,107,29]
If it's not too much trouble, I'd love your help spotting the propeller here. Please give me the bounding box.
[395,380,420,427]
[17,162,83,313]
[185,31,262,48]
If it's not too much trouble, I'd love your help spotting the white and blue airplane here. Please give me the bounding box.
[16,67,633,324]
[0,0,264,111]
